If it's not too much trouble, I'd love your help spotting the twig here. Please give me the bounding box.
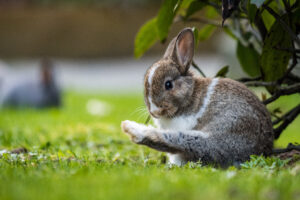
[272,104,300,125]
[274,47,300,54]
[245,81,277,87]
[236,76,262,83]
[263,5,300,47]
[277,50,298,84]
[287,73,300,82]
[263,83,300,104]
[254,12,267,40]
[192,60,206,77]
[273,104,300,139]
[187,17,224,27]
[272,143,300,154]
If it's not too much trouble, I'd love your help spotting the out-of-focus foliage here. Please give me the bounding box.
[135,0,300,140]
[135,0,299,79]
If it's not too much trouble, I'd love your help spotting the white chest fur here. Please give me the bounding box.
[152,78,219,166]
[153,78,219,131]
[153,116,197,131]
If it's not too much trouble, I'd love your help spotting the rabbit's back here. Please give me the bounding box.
[196,78,273,156]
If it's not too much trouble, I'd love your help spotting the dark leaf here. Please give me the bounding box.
[156,0,180,41]
[215,65,229,77]
[247,3,258,24]
[134,18,158,58]
[236,41,261,77]
[260,15,293,91]
[222,0,240,25]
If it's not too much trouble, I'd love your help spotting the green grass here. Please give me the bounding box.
[0,92,299,200]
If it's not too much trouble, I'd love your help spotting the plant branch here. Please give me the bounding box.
[245,81,277,87]
[273,103,300,139]
[274,47,300,54]
[237,76,262,83]
[272,104,300,125]
[187,17,224,27]
[272,143,300,154]
[192,60,206,78]
[263,83,300,104]
[277,48,299,84]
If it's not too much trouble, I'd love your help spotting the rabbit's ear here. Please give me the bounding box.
[163,37,177,59]
[163,28,194,74]
[174,28,194,73]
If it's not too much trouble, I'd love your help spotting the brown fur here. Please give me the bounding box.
[122,28,274,167]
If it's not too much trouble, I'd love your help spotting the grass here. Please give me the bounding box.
[0,91,300,200]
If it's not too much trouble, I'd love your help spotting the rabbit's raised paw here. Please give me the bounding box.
[121,120,149,143]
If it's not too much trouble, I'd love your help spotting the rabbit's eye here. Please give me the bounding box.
[165,81,173,90]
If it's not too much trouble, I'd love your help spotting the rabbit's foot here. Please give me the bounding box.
[121,120,150,143]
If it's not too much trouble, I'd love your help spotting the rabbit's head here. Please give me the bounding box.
[144,28,195,118]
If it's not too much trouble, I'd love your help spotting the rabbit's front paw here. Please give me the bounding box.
[121,120,148,143]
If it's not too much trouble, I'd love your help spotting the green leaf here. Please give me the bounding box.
[180,0,195,10]
[192,27,199,47]
[205,6,219,19]
[250,0,265,8]
[156,0,180,41]
[197,25,216,41]
[247,3,258,24]
[261,10,275,31]
[134,18,158,58]
[184,0,206,19]
[260,15,293,84]
[236,41,261,77]
[215,65,229,77]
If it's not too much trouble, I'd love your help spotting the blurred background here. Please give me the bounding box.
[0,0,244,94]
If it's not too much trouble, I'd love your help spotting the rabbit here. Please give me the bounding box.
[0,59,61,109]
[121,28,274,167]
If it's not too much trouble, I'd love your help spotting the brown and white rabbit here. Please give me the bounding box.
[121,28,273,167]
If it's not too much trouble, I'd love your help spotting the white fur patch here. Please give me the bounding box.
[154,78,219,132]
[148,64,159,86]
[122,120,148,143]
[147,64,160,113]
[195,78,219,119]
[149,96,159,113]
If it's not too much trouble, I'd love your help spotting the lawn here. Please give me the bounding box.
[0,91,300,200]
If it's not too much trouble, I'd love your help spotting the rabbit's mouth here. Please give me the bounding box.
[149,106,178,119]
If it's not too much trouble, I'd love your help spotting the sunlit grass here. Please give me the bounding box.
[0,91,299,200]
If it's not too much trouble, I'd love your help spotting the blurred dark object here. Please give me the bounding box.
[11,147,28,154]
[221,0,240,25]
[0,58,61,108]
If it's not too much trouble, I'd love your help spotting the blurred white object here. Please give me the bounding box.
[86,99,112,116]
